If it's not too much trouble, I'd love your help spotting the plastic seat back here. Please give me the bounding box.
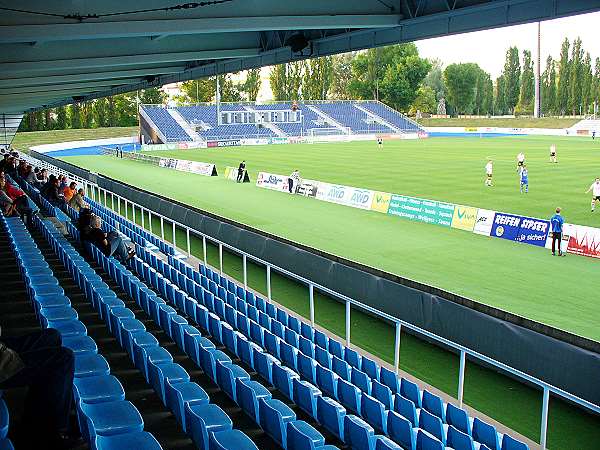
[473,418,500,450]
[387,410,416,450]
[422,390,445,422]
[316,365,338,399]
[316,396,345,440]
[419,409,446,445]
[344,414,375,450]
[501,434,529,450]
[400,378,421,407]
[446,402,471,435]
[293,378,321,418]
[337,378,361,415]
[331,356,351,381]
[371,380,392,410]
[380,367,400,394]
[416,429,444,450]
[272,363,298,401]
[286,420,325,450]
[447,426,476,450]
[259,398,296,447]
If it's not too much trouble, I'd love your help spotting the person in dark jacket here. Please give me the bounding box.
[86,215,135,262]
[0,328,77,449]
[44,177,66,207]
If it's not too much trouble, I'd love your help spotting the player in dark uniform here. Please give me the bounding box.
[237,160,246,182]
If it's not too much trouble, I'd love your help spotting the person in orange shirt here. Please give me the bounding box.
[63,182,77,202]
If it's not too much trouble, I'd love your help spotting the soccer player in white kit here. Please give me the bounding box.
[549,144,557,163]
[516,152,525,171]
[485,160,493,186]
[377,137,383,149]
[586,177,600,212]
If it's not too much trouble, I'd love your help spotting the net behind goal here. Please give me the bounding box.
[307,127,351,143]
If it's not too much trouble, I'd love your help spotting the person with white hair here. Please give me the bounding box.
[87,215,135,262]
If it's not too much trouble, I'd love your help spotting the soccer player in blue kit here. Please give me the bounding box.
[519,164,528,193]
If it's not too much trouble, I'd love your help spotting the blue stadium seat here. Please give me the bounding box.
[135,343,173,382]
[73,375,125,405]
[165,381,210,432]
[337,378,361,415]
[351,368,371,395]
[501,434,529,450]
[148,361,190,405]
[447,425,477,450]
[380,367,399,394]
[186,403,233,450]
[293,379,321,419]
[215,361,250,402]
[259,398,296,448]
[286,420,325,450]
[419,409,447,445]
[280,341,298,371]
[199,348,232,382]
[332,356,351,381]
[344,414,376,450]
[422,390,446,422]
[315,346,332,369]
[74,354,110,378]
[62,335,98,355]
[400,378,421,408]
[344,348,362,370]
[387,410,416,450]
[416,429,444,450]
[316,365,338,399]
[297,352,317,385]
[361,393,387,434]
[317,396,345,440]
[272,363,299,401]
[394,394,419,427]
[314,330,328,350]
[446,402,472,435]
[95,431,163,450]
[254,349,279,384]
[80,400,144,439]
[371,380,393,410]
[236,378,272,423]
[472,418,500,450]
[209,429,259,450]
[375,436,403,450]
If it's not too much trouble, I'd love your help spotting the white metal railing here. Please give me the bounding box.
[25,152,600,449]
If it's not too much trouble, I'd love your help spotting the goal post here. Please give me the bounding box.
[307,127,352,144]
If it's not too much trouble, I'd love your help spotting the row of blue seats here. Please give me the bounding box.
[16,176,68,222]
[131,244,461,450]
[77,179,527,450]
[60,217,262,450]
[32,216,164,450]
[119,244,345,450]
[85,197,178,257]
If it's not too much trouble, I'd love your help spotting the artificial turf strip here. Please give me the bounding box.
[87,183,600,450]
[64,136,600,340]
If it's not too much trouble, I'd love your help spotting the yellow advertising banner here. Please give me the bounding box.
[451,205,479,231]
[370,191,392,213]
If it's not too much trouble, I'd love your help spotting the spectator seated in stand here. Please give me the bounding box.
[0,173,33,224]
[84,215,136,263]
[0,179,18,218]
[25,165,39,187]
[69,188,88,212]
[63,182,77,203]
[58,175,68,192]
[43,176,67,207]
[37,168,49,187]
[0,328,80,449]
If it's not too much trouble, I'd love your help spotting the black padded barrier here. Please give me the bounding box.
[31,151,600,405]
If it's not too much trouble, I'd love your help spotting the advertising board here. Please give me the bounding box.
[370,191,392,214]
[256,172,289,192]
[451,206,479,231]
[387,195,455,227]
[565,224,600,258]
[296,179,319,197]
[490,213,549,247]
[473,209,496,236]
[316,184,374,210]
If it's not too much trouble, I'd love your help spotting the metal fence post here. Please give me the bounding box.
[160,217,164,240]
[186,228,191,257]
[103,189,107,205]
[345,300,351,346]
[540,387,550,449]
[266,265,272,301]
[203,236,207,264]
[219,243,223,274]
[132,204,136,224]
[111,193,115,210]
[243,254,247,289]
[309,284,315,327]
[172,221,176,247]
[125,200,128,219]
[141,207,145,229]
[458,350,466,407]
[148,211,152,233]
[394,322,401,374]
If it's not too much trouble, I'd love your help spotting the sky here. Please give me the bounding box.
[416,11,600,79]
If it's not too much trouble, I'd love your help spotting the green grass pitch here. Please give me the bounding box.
[61,135,600,449]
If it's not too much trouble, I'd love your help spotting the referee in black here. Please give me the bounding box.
[237,160,246,182]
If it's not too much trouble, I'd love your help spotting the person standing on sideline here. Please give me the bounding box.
[485,159,493,187]
[236,160,246,182]
[592,131,596,140]
[519,164,529,193]
[550,144,557,163]
[550,207,565,256]
[586,177,600,212]
[288,169,300,193]
[377,137,383,149]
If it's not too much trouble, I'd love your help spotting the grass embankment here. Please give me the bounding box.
[418,117,579,129]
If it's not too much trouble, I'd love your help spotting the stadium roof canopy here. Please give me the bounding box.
[1,0,600,115]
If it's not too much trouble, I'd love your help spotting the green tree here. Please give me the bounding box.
[494,75,507,115]
[556,38,570,114]
[443,63,480,115]
[69,104,82,129]
[81,102,93,128]
[423,59,446,101]
[516,50,534,115]
[269,64,288,101]
[593,58,600,112]
[139,87,166,105]
[179,79,216,103]
[330,53,354,99]
[242,69,262,101]
[56,106,68,129]
[475,70,493,115]
[541,56,557,115]
[410,85,436,114]
[303,57,333,100]
[380,55,431,112]
[502,47,521,113]
[581,52,593,115]
[114,94,137,126]
[93,98,109,128]
[107,96,117,127]
[568,37,584,115]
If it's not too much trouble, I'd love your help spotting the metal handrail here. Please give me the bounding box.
[24,152,600,449]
